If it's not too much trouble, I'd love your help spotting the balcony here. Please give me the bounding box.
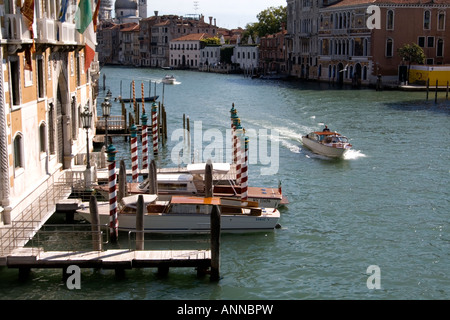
[4,14,32,42]
[37,18,56,43]
[56,22,77,44]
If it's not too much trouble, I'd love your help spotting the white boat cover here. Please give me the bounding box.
[187,163,230,174]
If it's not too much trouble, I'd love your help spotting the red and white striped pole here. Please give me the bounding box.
[130,124,139,183]
[152,102,158,155]
[235,123,243,185]
[241,136,249,201]
[107,144,118,241]
[141,112,148,173]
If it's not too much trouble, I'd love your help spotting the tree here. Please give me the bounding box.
[397,43,426,83]
[242,6,287,42]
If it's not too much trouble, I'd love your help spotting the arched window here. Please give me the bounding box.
[386,38,393,57]
[39,123,47,153]
[13,133,24,169]
[438,11,445,30]
[387,10,394,30]
[437,39,444,57]
[424,11,431,30]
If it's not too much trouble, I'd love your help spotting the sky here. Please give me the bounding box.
[147,0,287,29]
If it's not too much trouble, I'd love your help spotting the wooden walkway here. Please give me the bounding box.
[5,247,211,273]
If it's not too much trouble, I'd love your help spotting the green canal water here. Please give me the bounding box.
[1,66,449,300]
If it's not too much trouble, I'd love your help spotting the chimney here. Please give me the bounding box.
[214,18,216,27]
[154,11,158,17]
[209,16,213,25]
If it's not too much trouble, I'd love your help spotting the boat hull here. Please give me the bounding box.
[77,202,280,233]
[302,136,349,158]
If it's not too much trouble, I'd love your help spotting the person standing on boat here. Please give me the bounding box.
[323,125,330,132]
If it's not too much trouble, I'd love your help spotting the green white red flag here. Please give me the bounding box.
[75,0,96,72]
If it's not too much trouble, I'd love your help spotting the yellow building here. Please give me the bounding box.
[0,0,99,224]
[408,65,450,86]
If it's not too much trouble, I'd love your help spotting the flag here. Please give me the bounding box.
[93,0,101,32]
[21,0,35,71]
[59,0,69,22]
[75,0,96,72]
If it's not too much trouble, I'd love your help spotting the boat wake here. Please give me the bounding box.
[343,149,367,160]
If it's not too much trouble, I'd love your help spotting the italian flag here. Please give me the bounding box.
[75,0,96,72]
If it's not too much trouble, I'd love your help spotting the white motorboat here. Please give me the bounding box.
[162,75,176,84]
[77,195,281,233]
[94,162,287,208]
[302,129,352,158]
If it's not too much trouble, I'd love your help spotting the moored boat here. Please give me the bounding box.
[302,128,352,158]
[94,162,287,207]
[77,195,281,233]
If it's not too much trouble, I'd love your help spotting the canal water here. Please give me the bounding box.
[1,66,449,300]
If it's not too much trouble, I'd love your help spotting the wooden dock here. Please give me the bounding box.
[5,247,212,276]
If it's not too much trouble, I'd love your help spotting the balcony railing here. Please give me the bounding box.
[4,14,31,41]
[37,18,56,42]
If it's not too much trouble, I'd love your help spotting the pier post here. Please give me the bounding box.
[205,160,213,198]
[118,160,127,202]
[447,81,449,100]
[235,123,243,185]
[210,205,221,281]
[435,79,438,103]
[136,195,144,251]
[107,145,119,242]
[141,112,149,176]
[426,78,429,100]
[130,124,139,183]
[152,102,158,155]
[241,136,249,201]
[89,195,102,251]
[149,159,158,195]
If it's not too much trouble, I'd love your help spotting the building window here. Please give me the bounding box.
[13,133,24,169]
[9,58,20,106]
[438,11,445,30]
[418,36,425,48]
[386,38,393,57]
[426,58,434,65]
[427,36,434,48]
[437,39,444,57]
[39,123,47,153]
[37,55,45,99]
[387,10,394,30]
[424,10,431,30]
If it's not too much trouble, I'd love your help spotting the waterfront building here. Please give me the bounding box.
[169,33,213,69]
[286,0,322,79]
[0,0,98,224]
[259,28,288,75]
[232,37,259,74]
[287,0,450,86]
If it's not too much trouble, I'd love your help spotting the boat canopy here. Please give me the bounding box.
[187,163,230,175]
[314,131,341,136]
[170,196,222,205]
[121,194,158,207]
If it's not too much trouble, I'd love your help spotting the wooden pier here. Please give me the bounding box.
[5,247,212,276]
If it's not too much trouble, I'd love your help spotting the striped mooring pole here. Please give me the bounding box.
[235,123,244,185]
[107,144,118,242]
[152,102,158,155]
[230,104,239,164]
[141,112,149,173]
[130,123,139,183]
[241,136,249,201]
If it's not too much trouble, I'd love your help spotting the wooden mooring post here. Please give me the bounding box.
[89,196,102,251]
[136,195,144,251]
[446,81,449,100]
[435,79,438,103]
[210,205,221,281]
[426,78,430,100]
